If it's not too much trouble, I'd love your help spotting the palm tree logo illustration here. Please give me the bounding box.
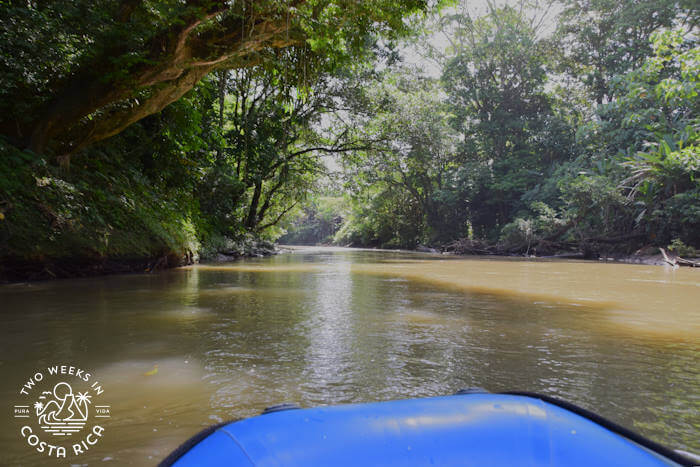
[34,382,92,436]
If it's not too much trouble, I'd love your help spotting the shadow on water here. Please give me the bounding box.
[0,247,698,464]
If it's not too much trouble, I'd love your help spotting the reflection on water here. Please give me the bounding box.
[0,247,698,465]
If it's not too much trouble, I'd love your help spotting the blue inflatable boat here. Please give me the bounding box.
[161,391,696,466]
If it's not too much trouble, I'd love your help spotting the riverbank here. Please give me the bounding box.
[0,237,278,283]
[437,237,699,266]
[300,243,699,268]
[201,237,279,263]
[3,240,695,283]
[0,252,195,283]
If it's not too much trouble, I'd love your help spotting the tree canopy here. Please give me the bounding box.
[0,0,426,157]
[324,0,698,254]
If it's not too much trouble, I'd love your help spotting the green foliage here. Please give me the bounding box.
[555,0,691,103]
[197,65,332,243]
[500,202,567,251]
[667,238,698,257]
[0,139,199,262]
[337,5,698,252]
[441,6,574,238]
[280,197,346,245]
[610,29,699,244]
[558,174,633,239]
[338,66,465,246]
[334,187,426,248]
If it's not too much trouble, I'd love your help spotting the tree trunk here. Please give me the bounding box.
[245,180,263,229]
[216,70,228,162]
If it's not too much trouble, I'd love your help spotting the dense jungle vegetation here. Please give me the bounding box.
[0,0,698,279]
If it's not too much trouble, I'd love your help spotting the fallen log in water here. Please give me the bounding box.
[677,257,700,267]
[659,248,699,267]
[443,238,499,255]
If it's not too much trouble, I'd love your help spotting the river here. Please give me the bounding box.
[1,247,698,464]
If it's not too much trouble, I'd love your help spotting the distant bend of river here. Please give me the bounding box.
[1,247,698,464]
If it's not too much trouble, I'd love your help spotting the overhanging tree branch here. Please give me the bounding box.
[257,201,299,231]
[22,2,306,157]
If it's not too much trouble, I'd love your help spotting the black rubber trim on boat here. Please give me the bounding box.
[158,419,238,467]
[502,391,696,466]
[454,387,489,395]
[261,402,301,415]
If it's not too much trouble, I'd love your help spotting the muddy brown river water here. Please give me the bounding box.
[1,247,698,465]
